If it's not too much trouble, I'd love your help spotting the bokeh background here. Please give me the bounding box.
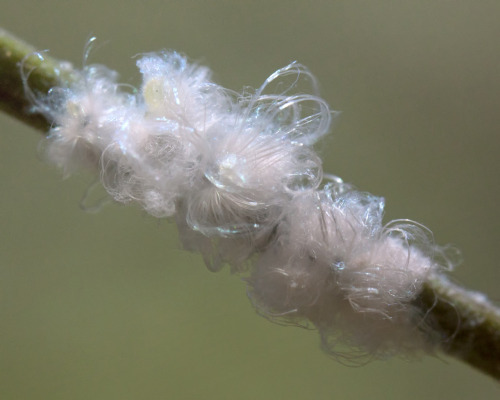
[1,1,499,399]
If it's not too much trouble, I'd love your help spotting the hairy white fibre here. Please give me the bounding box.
[31,50,456,360]
[248,183,440,359]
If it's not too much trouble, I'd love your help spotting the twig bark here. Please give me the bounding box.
[415,273,500,380]
[1,27,499,381]
[0,28,75,130]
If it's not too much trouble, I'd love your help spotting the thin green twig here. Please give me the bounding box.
[415,273,500,380]
[0,28,76,130]
[1,27,499,381]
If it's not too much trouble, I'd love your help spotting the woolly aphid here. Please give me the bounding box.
[27,47,457,362]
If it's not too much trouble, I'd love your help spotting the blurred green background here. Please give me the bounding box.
[1,1,499,399]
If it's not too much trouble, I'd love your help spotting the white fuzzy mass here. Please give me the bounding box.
[32,50,456,361]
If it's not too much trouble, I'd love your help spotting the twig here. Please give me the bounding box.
[0,28,76,130]
[416,273,500,380]
[1,27,499,380]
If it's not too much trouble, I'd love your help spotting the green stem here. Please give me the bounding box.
[0,28,76,130]
[416,274,500,380]
[1,27,499,381]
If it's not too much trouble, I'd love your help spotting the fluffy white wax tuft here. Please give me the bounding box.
[247,182,447,359]
[30,49,457,360]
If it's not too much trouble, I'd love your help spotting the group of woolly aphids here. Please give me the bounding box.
[26,46,457,363]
